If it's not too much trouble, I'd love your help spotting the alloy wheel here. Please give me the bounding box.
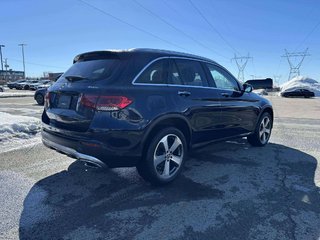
[153,134,183,179]
[259,116,271,144]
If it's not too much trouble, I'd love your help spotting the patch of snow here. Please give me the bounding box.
[0,91,34,98]
[280,76,320,96]
[0,112,42,152]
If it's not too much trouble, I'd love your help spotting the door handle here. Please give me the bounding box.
[221,92,230,97]
[178,91,191,97]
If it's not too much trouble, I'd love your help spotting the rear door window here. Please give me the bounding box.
[174,59,209,87]
[135,59,168,84]
[168,60,184,85]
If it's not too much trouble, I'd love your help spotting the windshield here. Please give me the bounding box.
[61,59,120,81]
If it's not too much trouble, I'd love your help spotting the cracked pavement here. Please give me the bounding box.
[0,95,319,240]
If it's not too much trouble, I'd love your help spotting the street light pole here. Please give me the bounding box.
[18,43,26,78]
[0,44,4,72]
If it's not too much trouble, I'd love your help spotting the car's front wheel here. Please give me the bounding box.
[136,127,187,185]
[35,94,44,105]
[247,112,272,147]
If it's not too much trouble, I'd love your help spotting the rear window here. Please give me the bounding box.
[61,59,121,81]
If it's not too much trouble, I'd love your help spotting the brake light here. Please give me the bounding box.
[96,96,133,111]
[79,95,132,111]
[79,94,99,109]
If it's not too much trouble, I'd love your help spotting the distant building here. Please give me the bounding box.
[0,70,24,81]
[48,72,63,81]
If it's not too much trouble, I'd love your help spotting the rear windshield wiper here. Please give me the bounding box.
[64,75,87,82]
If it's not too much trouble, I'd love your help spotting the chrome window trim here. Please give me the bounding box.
[131,56,241,92]
[131,57,169,85]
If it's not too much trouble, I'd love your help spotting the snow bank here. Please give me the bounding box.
[280,76,320,96]
[0,92,34,98]
[0,112,41,143]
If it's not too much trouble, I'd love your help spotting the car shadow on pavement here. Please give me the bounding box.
[19,141,320,240]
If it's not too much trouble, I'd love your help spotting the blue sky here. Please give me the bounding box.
[1,0,320,84]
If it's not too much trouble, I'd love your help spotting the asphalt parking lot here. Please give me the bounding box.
[0,93,319,240]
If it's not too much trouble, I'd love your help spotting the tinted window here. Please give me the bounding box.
[62,59,120,81]
[206,64,239,91]
[135,59,168,84]
[168,60,183,85]
[174,59,208,87]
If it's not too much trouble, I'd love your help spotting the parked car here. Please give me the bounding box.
[34,87,48,105]
[29,80,52,90]
[38,81,54,89]
[41,49,273,185]
[16,80,39,90]
[281,89,315,98]
[7,79,26,89]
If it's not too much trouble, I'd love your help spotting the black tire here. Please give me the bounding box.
[24,85,30,90]
[136,127,187,185]
[247,112,272,147]
[35,94,44,105]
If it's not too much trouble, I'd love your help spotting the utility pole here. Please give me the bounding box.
[4,58,9,80]
[0,44,4,72]
[231,54,252,82]
[282,49,310,81]
[18,43,27,78]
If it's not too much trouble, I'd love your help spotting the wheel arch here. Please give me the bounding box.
[141,114,192,158]
[260,106,274,127]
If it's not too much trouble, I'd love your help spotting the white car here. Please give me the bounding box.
[29,80,52,90]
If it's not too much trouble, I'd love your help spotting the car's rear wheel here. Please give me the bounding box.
[35,94,44,105]
[136,127,187,185]
[24,85,30,90]
[247,112,272,147]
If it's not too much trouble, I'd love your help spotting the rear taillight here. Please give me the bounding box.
[79,94,99,109]
[78,94,132,111]
[44,92,51,108]
[96,96,132,111]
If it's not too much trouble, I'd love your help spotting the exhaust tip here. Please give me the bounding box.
[79,159,106,168]
[84,161,100,169]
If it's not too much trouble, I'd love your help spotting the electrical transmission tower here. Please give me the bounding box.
[273,75,282,87]
[282,48,310,81]
[232,54,252,82]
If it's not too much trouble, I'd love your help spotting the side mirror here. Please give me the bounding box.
[243,83,253,93]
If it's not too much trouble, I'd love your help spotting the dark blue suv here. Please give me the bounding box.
[42,49,273,185]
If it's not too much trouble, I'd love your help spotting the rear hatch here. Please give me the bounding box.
[44,51,129,132]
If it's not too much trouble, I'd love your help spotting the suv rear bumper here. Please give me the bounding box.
[42,137,107,168]
[42,126,142,167]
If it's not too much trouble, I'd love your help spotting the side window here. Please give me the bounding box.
[174,59,209,87]
[206,64,240,91]
[135,59,168,84]
[168,60,183,85]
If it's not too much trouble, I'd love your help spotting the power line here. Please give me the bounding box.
[77,0,188,52]
[295,18,320,51]
[7,58,65,69]
[188,0,240,55]
[132,0,228,59]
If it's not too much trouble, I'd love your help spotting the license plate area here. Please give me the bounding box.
[53,93,79,110]
[57,95,72,109]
